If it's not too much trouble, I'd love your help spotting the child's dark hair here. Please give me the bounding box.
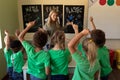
[33,28,48,48]
[10,40,22,53]
[51,30,65,50]
[90,29,106,47]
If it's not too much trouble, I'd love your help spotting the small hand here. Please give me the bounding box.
[4,30,9,36]
[26,21,35,28]
[81,29,90,35]
[90,16,93,22]
[72,24,78,31]
[15,29,20,37]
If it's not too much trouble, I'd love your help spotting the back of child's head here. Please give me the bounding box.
[82,38,97,67]
[9,36,16,42]
[51,30,65,50]
[10,40,22,53]
[33,28,48,48]
[90,29,106,47]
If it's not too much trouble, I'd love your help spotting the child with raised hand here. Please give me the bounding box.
[10,39,24,80]
[48,30,71,80]
[68,28,100,80]
[18,21,50,80]
[3,30,16,80]
[90,16,112,80]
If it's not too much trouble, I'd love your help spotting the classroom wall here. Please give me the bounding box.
[18,0,120,67]
[0,0,120,79]
[0,0,19,79]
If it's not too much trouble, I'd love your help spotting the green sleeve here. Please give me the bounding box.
[77,43,86,57]
[72,52,82,63]
[22,41,33,54]
[65,48,70,56]
[77,43,83,51]
[3,48,13,67]
[65,48,72,63]
[4,48,13,58]
[4,48,12,54]
[44,53,50,67]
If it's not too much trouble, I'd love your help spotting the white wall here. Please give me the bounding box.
[87,0,120,50]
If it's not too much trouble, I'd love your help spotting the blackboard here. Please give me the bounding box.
[43,5,63,26]
[22,5,42,32]
[64,5,84,33]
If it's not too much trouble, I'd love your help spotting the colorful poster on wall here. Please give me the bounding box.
[64,5,84,33]
[43,5,63,27]
[22,5,42,32]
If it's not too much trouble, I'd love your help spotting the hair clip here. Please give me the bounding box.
[89,39,93,42]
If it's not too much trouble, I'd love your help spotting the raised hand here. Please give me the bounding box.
[26,21,36,28]
[90,16,93,22]
[72,24,78,35]
[81,29,90,36]
[15,29,20,37]
[4,30,9,36]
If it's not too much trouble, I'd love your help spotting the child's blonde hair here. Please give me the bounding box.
[82,38,97,67]
[51,30,65,50]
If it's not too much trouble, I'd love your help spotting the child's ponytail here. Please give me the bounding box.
[82,38,97,67]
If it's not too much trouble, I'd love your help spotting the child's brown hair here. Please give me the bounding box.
[10,40,22,53]
[91,29,105,47]
[33,28,48,48]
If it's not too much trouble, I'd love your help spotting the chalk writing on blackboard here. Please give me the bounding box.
[64,5,84,33]
[43,5,63,26]
[22,5,42,32]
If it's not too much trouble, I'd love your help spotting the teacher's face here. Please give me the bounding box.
[51,13,57,21]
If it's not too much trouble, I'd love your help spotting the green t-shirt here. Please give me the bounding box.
[97,46,112,77]
[78,43,112,77]
[72,52,100,80]
[48,48,71,75]
[77,43,86,58]
[4,48,13,67]
[11,51,24,73]
[22,41,50,79]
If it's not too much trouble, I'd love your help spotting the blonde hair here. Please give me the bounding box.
[82,38,97,67]
[47,10,60,28]
[51,30,65,50]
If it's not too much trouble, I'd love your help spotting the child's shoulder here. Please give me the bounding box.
[98,46,108,51]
